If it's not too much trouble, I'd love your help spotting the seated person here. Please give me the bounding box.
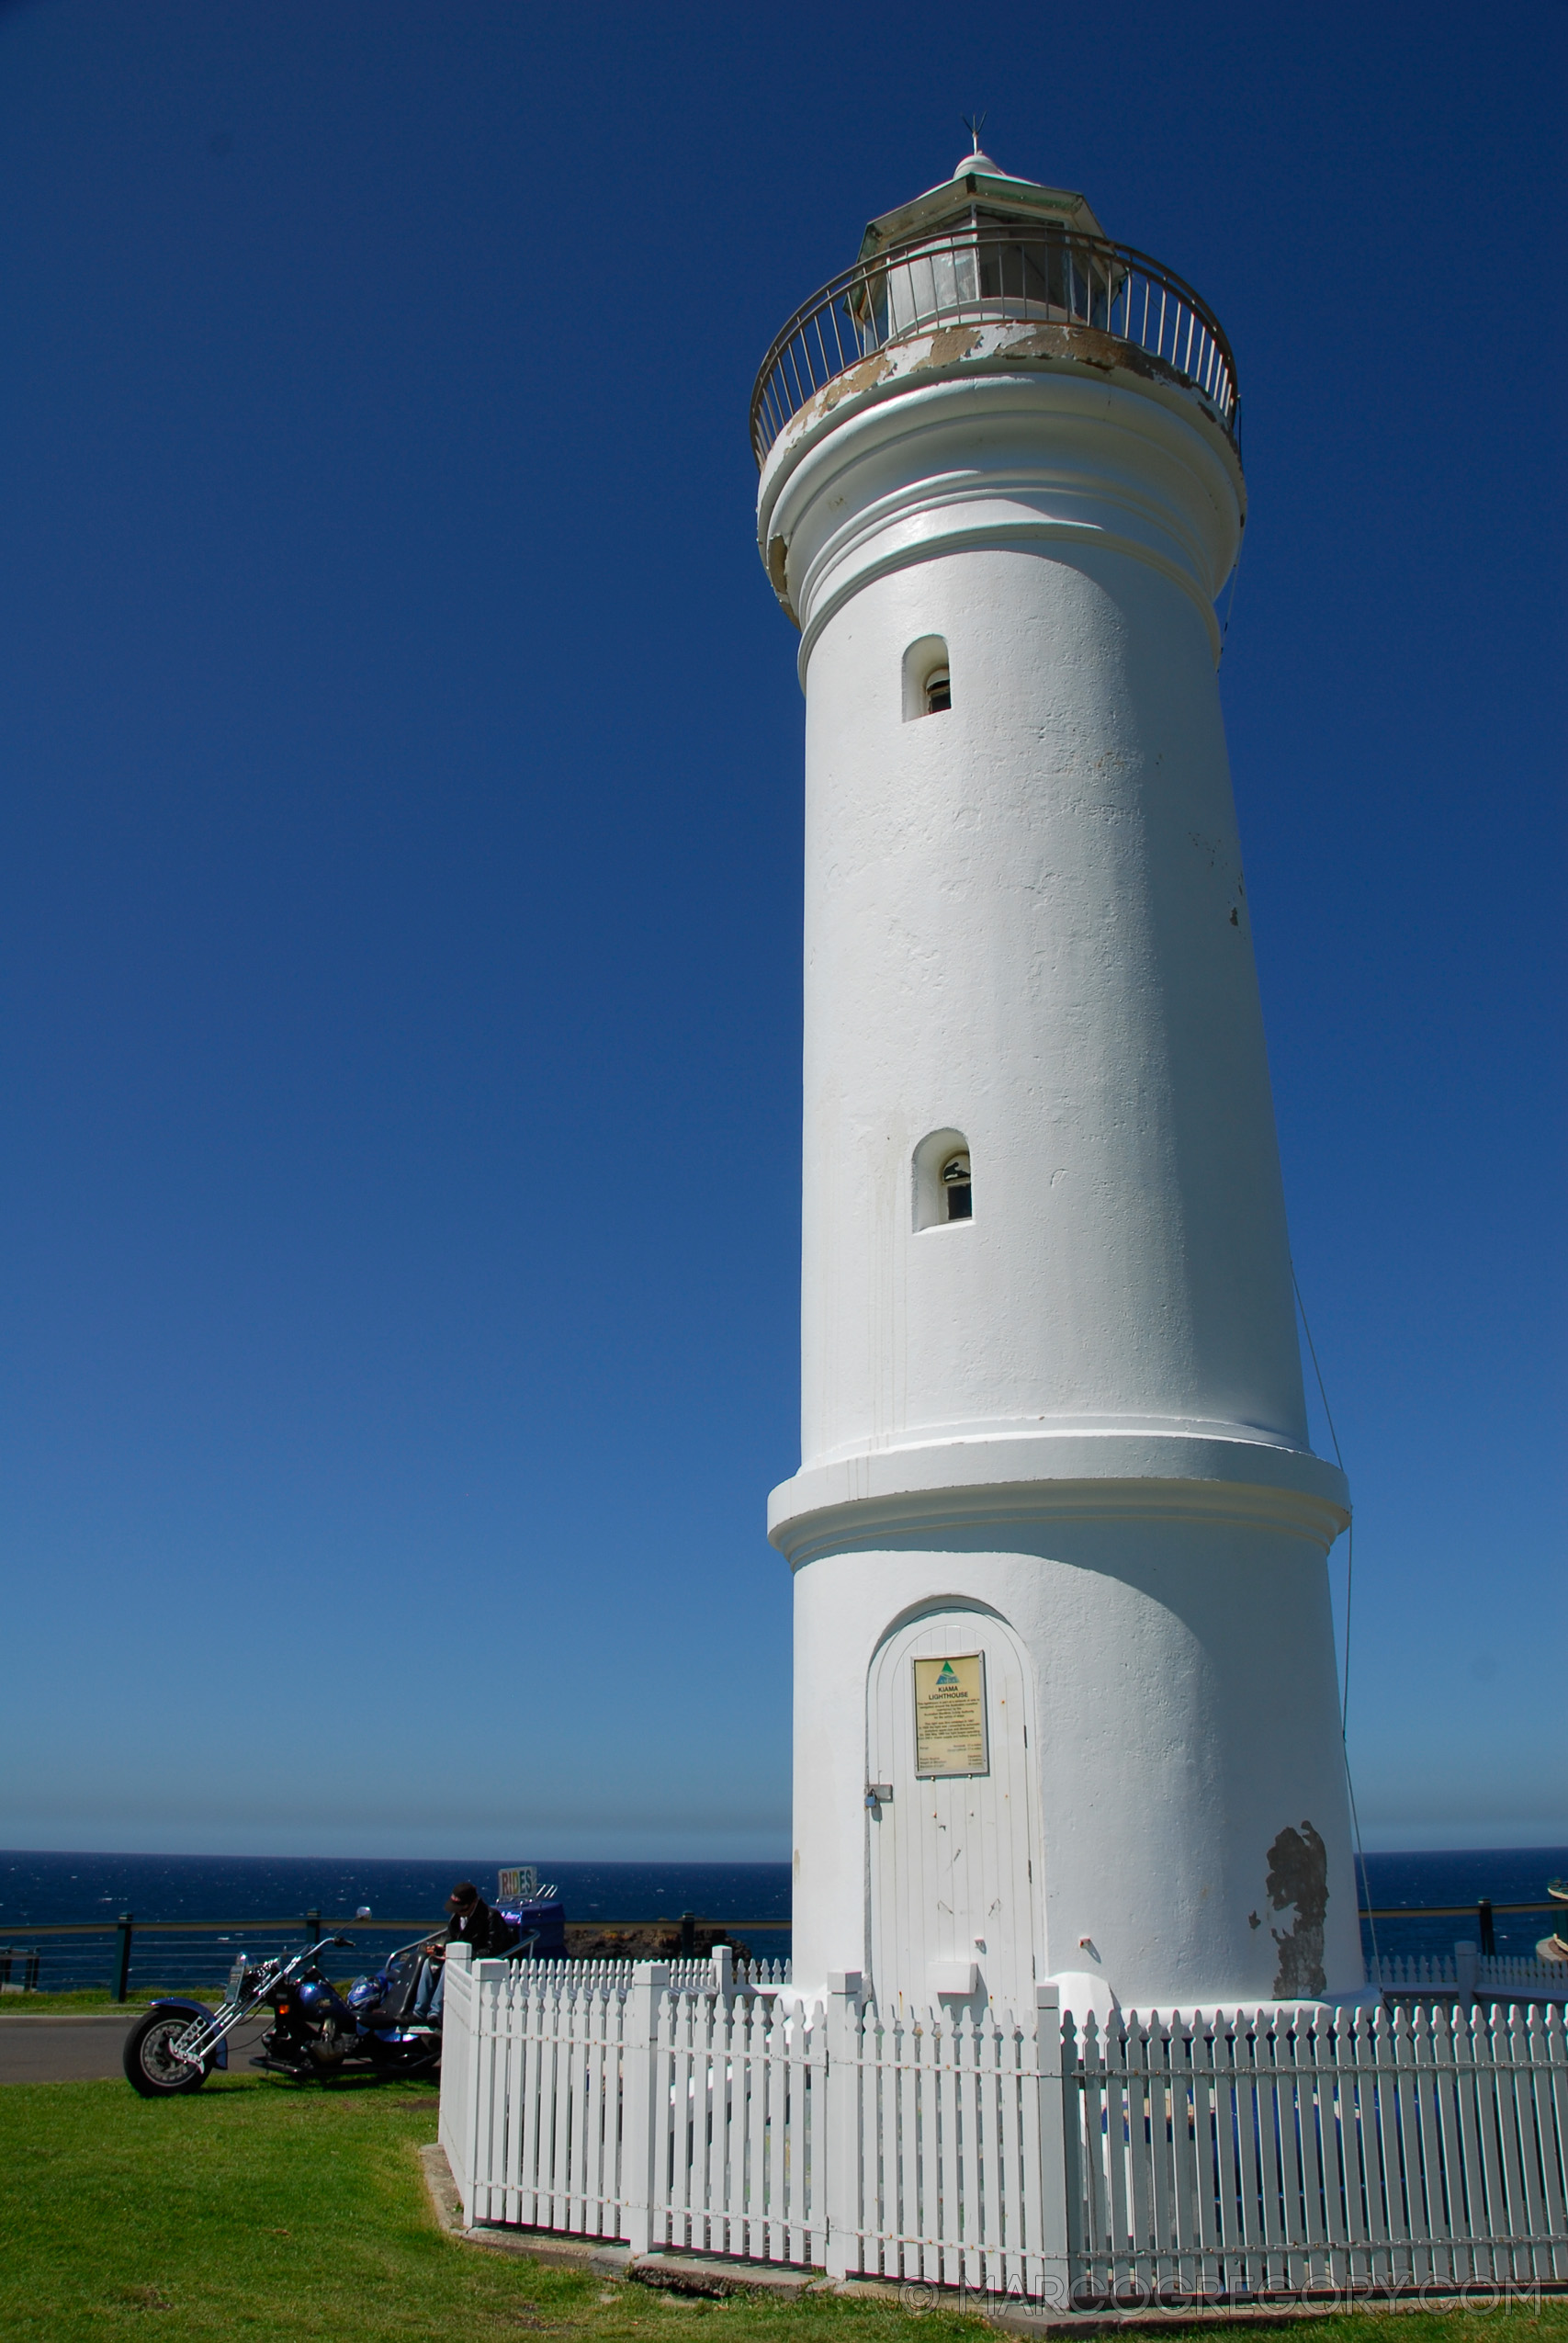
[411,1881,515,2022]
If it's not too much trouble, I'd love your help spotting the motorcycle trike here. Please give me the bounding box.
[122,1931,442,2095]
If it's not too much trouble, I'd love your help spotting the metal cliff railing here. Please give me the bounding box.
[750,226,1238,466]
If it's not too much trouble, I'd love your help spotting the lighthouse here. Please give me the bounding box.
[753,153,1361,2016]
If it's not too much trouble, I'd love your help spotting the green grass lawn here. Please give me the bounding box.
[1,2069,1563,2343]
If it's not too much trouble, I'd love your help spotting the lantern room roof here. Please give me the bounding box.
[855,151,1108,266]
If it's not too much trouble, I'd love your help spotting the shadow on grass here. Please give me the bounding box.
[183,2068,442,2107]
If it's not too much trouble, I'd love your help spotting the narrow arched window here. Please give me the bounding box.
[913,1127,974,1231]
[903,636,952,721]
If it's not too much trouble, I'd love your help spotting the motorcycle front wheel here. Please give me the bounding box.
[123,2009,212,2096]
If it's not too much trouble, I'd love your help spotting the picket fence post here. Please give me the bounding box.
[1033,1985,1072,2310]
[445,1944,478,2224]
[822,1972,863,2281]
[620,1962,668,2257]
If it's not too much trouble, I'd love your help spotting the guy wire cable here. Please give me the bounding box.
[1292,1260,1350,1726]
[1292,1259,1381,1979]
[1217,515,1246,664]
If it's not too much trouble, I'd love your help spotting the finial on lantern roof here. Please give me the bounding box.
[957,111,1010,177]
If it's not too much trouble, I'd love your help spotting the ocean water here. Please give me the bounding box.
[1355,1846,1568,1963]
[0,1851,794,1962]
[3,1845,1562,1971]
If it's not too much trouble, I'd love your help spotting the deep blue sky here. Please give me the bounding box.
[0,0,1561,1861]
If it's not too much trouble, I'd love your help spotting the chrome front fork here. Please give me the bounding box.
[166,1997,249,2066]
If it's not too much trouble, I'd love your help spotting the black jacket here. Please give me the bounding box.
[446,1897,514,1959]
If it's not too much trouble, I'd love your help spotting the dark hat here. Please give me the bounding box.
[448,1880,479,1904]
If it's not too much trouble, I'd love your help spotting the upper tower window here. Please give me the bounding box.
[913,1127,974,1230]
[903,636,951,721]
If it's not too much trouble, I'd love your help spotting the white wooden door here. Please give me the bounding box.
[866,1608,1040,2013]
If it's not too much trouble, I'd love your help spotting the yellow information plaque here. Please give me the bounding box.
[913,1653,988,1777]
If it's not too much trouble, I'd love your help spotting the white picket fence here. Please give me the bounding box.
[439,1955,1568,2305]
[440,1951,821,2260]
[1068,2001,1568,2299]
[502,1953,791,1996]
[831,1985,1067,2293]
[1376,1949,1568,2001]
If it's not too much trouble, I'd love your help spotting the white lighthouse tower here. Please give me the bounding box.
[753,153,1361,2016]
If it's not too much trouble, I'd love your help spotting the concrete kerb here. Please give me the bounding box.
[830,2279,1346,2332]
[420,2145,1549,2332]
[629,2256,823,2302]
[847,2282,1563,2333]
[417,2145,631,2276]
[416,2143,818,2294]
[416,2147,1329,2326]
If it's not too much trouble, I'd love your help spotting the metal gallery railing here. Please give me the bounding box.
[750,226,1238,465]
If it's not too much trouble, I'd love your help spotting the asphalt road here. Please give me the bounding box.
[0,2011,272,2085]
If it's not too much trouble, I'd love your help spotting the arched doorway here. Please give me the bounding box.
[866,1604,1041,2012]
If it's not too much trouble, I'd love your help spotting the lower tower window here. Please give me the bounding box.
[913,1127,974,1231]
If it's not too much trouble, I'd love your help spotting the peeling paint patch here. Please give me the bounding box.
[1266,1820,1328,1997]
[994,323,1117,370]
[921,323,985,369]
[815,353,893,416]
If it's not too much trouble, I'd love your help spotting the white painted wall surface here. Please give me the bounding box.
[765,374,1305,1475]
[758,293,1357,2014]
[793,1534,1362,2016]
